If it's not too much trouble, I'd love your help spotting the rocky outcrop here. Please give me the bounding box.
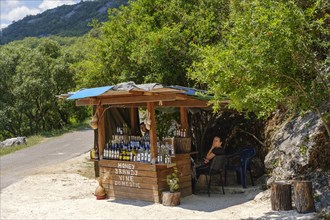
[264,110,330,212]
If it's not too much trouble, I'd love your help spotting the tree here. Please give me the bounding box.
[72,0,228,88]
[188,0,330,137]
[0,38,88,139]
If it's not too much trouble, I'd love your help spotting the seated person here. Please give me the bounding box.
[139,122,149,138]
[192,136,226,192]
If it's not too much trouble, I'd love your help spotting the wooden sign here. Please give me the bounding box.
[114,162,140,188]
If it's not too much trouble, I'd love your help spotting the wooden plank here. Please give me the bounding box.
[103,168,159,178]
[99,162,172,172]
[75,97,229,109]
[99,160,157,171]
[176,164,191,176]
[108,190,161,203]
[159,100,210,107]
[172,153,191,161]
[180,186,192,197]
[103,175,159,184]
[76,94,178,106]
[108,181,168,191]
[147,102,158,160]
[109,185,161,197]
[179,180,192,189]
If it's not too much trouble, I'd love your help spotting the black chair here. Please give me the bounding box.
[224,147,256,188]
[204,155,227,197]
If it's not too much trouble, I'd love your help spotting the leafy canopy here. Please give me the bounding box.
[0,37,88,140]
[73,0,228,88]
[188,0,329,119]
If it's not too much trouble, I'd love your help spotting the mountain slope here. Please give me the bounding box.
[0,0,128,45]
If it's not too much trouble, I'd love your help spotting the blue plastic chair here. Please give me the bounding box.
[224,147,256,188]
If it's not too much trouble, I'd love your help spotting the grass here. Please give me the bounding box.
[0,119,90,157]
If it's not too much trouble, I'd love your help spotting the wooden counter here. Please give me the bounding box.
[99,153,192,203]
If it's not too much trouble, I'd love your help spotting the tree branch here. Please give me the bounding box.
[237,128,266,147]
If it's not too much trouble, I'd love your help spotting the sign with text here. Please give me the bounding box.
[114,162,141,188]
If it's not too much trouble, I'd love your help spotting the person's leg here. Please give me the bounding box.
[196,164,209,179]
[193,164,210,193]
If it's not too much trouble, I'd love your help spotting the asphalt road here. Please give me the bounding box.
[0,128,94,191]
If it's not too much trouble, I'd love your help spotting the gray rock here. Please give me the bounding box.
[264,111,322,183]
[264,111,329,211]
[1,137,27,148]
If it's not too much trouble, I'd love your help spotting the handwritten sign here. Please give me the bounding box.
[114,162,140,188]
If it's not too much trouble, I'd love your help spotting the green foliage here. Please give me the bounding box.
[188,0,329,120]
[72,0,228,88]
[155,109,179,141]
[299,145,308,156]
[166,167,180,193]
[0,0,128,45]
[0,37,89,140]
[74,0,328,136]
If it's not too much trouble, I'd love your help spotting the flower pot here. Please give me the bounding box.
[162,191,181,206]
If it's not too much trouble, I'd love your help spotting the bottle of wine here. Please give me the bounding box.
[103,144,107,160]
[95,147,99,160]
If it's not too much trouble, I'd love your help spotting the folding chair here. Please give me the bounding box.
[204,155,227,197]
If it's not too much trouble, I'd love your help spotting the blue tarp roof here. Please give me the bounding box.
[168,85,206,96]
[67,86,113,100]
[65,82,213,100]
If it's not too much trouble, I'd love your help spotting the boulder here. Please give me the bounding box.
[0,137,27,148]
[264,110,330,211]
[264,111,323,184]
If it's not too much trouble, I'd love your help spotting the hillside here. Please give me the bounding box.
[0,0,127,45]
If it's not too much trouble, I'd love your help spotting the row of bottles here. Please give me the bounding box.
[101,139,175,164]
[102,144,150,162]
[156,142,174,164]
[115,123,130,135]
[175,128,188,138]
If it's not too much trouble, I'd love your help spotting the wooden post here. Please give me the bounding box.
[180,107,188,130]
[271,181,292,211]
[97,105,105,158]
[294,180,315,213]
[130,107,138,135]
[147,102,157,161]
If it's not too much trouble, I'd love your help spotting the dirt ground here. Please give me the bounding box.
[0,153,317,219]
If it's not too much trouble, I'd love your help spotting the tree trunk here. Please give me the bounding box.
[294,180,315,213]
[271,181,292,211]
[162,191,180,206]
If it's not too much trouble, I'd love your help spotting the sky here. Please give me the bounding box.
[0,0,81,29]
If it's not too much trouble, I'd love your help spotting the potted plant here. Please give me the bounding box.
[162,167,181,206]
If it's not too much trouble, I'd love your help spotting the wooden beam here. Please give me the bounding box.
[76,98,230,109]
[76,94,177,106]
[97,105,105,159]
[75,98,96,106]
[180,107,189,131]
[147,102,157,161]
[130,107,138,135]
[158,99,210,107]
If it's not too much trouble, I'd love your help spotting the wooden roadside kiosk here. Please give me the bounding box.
[66,82,227,203]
